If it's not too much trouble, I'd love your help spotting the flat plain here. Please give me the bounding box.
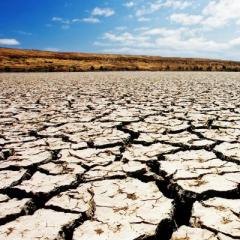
[0,72,239,240]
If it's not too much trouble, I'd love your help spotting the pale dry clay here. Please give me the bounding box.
[0,72,239,240]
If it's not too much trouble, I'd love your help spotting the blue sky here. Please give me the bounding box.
[1,0,240,60]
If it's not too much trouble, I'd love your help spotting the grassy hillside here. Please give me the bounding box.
[1,47,240,72]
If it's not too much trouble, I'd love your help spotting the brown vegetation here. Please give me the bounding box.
[1,47,240,72]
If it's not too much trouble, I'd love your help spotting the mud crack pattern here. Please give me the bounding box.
[0,72,239,240]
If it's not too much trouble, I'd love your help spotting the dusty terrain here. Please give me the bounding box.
[1,47,240,72]
[0,72,239,240]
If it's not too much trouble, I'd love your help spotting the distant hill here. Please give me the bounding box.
[1,47,240,72]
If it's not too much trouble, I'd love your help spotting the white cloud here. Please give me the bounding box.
[72,19,81,23]
[0,39,20,45]
[97,26,240,59]
[52,17,63,22]
[169,0,240,29]
[103,32,146,43]
[51,17,72,28]
[202,0,240,28]
[138,17,151,22]
[51,6,114,27]
[78,7,115,24]
[52,17,70,25]
[136,0,192,17]
[52,15,100,26]
[102,32,151,48]
[124,1,135,8]
[141,27,185,39]
[230,37,240,47]
[136,3,162,17]
[82,17,100,24]
[154,36,228,52]
[92,0,240,60]
[163,0,192,9]
[170,13,203,26]
[92,7,115,17]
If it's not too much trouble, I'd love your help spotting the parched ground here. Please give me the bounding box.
[0,72,239,240]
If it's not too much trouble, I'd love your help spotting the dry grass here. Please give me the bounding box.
[1,47,240,72]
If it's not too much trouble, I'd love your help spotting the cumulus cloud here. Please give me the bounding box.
[229,37,240,48]
[91,7,115,17]
[136,0,192,17]
[141,27,186,40]
[80,7,114,24]
[103,32,149,44]
[97,26,240,58]
[202,0,240,28]
[124,1,135,8]
[170,0,240,29]
[163,0,192,9]
[170,13,203,26]
[0,39,20,45]
[47,0,240,59]
[51,6,114,27]
[135,3,162,17]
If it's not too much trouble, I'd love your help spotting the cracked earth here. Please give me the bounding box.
[0,72,239,240]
